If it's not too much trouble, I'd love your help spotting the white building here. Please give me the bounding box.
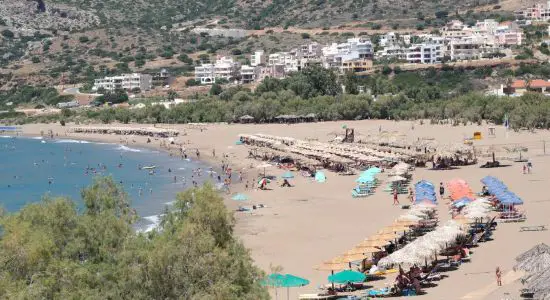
[375,46,406,61]
[268,52,299,73]
[405,44,442,64]
[240,65,259,84]
[93,73,152,92]
[251,50,265,67]
[448,36,499,61]
[322,38,373,68]
[194,56,241,84]
[442,20,471,38]
[380,32,398,47]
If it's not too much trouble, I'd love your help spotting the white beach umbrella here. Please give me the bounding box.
[388,175,407,182]
[398,214,423,222]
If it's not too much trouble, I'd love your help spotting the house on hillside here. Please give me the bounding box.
[506,79,550,95]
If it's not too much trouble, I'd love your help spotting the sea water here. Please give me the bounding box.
[0,136,214,231]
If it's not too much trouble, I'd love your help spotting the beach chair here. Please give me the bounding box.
[520,225,547,232]
[352,189,370,198]
[365,287,395,298]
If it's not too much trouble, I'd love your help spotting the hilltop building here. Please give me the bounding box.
[93,74,152,92]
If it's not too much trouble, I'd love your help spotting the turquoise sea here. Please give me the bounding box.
[0,136,214,231]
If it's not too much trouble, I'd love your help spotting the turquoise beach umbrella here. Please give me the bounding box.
[235,140,243,145]
[231,193,249,201]
[328,270,366,284]
[261,273,309,300]
[355,176,374,184]
[281,171,294,179]
[315,171,326,183]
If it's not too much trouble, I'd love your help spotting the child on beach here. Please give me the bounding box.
[496,267,502,286]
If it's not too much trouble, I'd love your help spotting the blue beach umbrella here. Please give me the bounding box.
[281,171,294,179]
[452,197,472,208]
[231,193,249,201]
[356,176,374,184]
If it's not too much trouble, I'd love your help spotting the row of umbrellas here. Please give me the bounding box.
[377,220,466,268]
[481,176,523,205]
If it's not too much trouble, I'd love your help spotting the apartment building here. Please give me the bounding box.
[251,50,266,67]
[322,38,373,68]
[194,56,241,84]
[93,73,152,92]
[151,69,173,86]
[380,32,399,47]
[240,65,259,84]
[268,52,299,73]
[516,1,550,21]
[448,36,499,60]
[442,20,471,38]
[375,46,406,61]
[340,58,374,73]
[405,44,443,64]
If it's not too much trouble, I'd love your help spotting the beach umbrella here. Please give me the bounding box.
[335,252,369,263]
[517,243,550,263]
[347,246,382,254]
[356,176,374,184]
[398,214,423,222]
[388,175,407,182]
[452,197,472,208]
[231,193,249,201]
[256,163,272,176]
[515,252,550,274]
[414,200,437,208]
[356,240,390,248]
[315,171,326,183]
[393,220,418,226]
[378,225,409,234]
[367,232,400,240]
[258,177,271,187]
[328,270,366,284]
[235,140,243,145]
[261,273,309,300]
[281,171,294,179]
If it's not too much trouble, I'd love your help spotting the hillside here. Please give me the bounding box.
[0,0,540,90]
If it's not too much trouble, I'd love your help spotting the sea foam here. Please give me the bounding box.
[116,145,142,152]
[55,139,90,144]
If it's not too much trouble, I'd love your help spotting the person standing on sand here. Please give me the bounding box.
[439,182,445,201]
[212,149,215,157]
[496,267,502,286]
[393,188,399,205]
[523,164,527,174]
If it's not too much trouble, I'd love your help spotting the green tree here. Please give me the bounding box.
[210,83,223,96]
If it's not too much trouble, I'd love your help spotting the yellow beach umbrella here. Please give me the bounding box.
[347,246,383,255]
[367,233,400,240]
[393,220,418,226]
[356,240,390,248]
[378,226,409,234]
[315,257,351,271]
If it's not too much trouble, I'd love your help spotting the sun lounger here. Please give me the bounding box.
[298,294,337,299]
[352,190,370,198]
[520,225,547,232]
[365,287,395,297]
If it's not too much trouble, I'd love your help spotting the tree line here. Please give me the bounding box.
[0,177,269,299]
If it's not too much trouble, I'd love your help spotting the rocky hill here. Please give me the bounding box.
[0,0,536,89]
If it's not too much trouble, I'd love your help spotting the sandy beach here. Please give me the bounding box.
[17,120,550,300]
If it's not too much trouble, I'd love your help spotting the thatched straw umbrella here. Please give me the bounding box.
[515,252,550,274]
[516,243,550,263]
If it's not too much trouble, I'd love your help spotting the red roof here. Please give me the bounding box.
[510,80,526,88]
[528,79,550,88]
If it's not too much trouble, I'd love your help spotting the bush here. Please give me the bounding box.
[210,83,223,95]
[301,33,311,39]
[371,24,382,30]
[31,56,40,63]
[79,36,90,43]
[186,79,201,86]
[1,29,14,39]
